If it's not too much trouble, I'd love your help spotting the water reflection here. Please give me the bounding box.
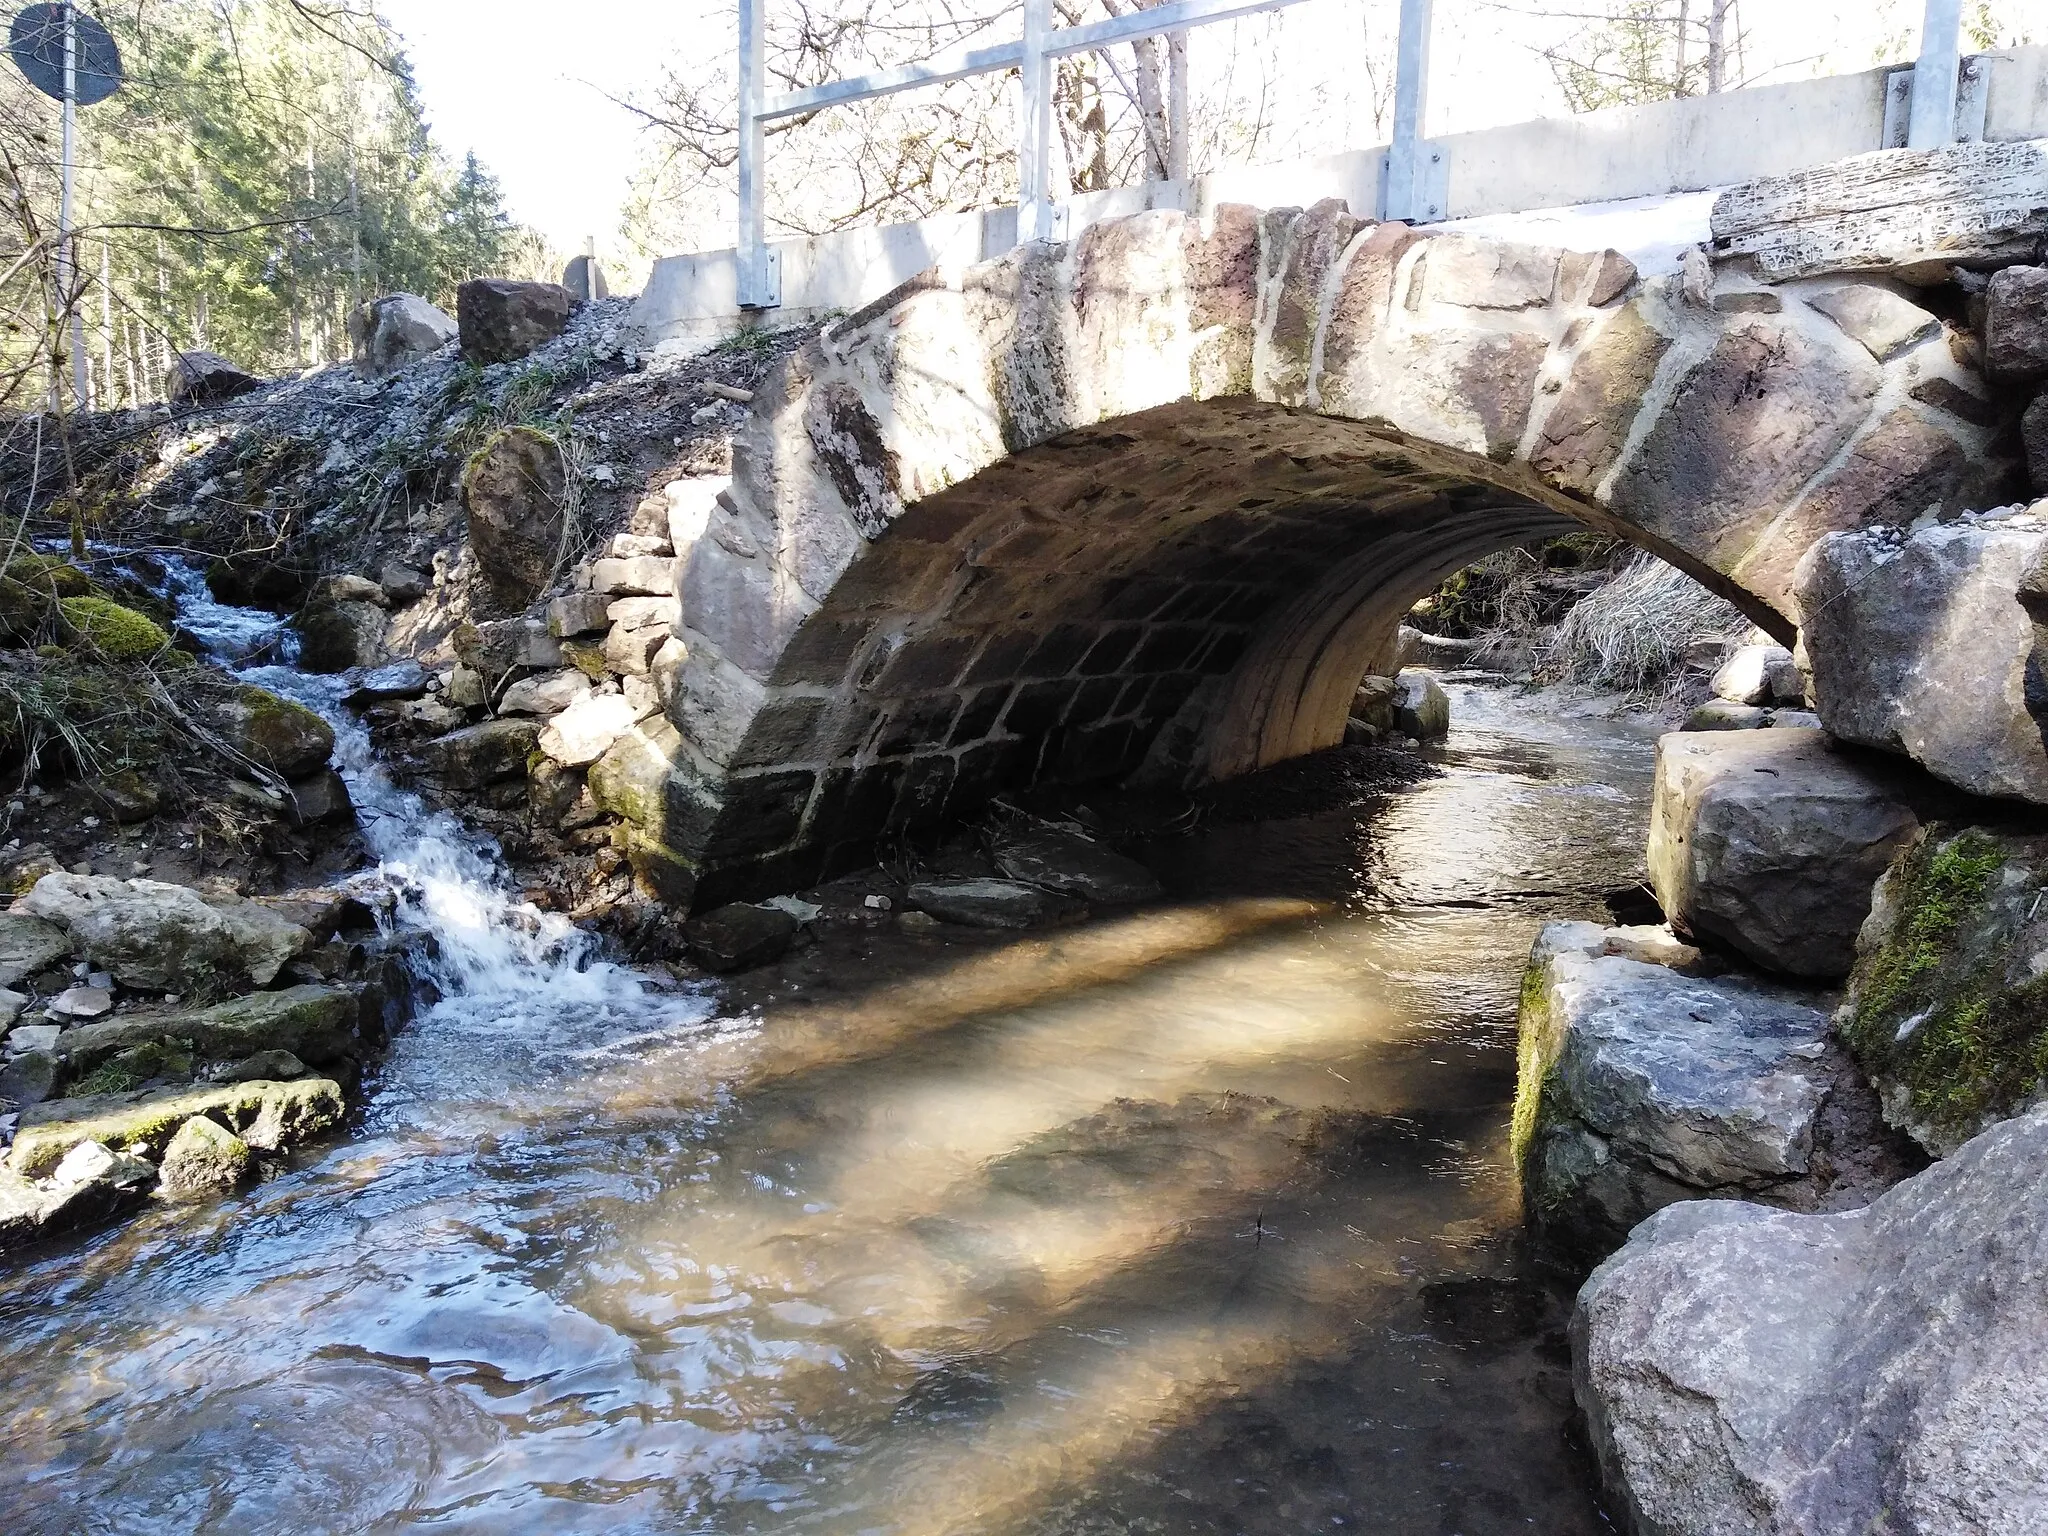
[0,683,1653,1534]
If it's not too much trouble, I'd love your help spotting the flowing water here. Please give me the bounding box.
[0,579,1654,1533]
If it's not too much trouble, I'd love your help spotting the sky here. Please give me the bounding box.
[377,0,2041,276]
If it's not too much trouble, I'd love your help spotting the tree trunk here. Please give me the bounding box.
[1706,0,1732,93]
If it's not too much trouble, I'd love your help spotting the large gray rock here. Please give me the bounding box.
[0,1140,153,1248]
[1797,509,2048,804]
[540,691,640,768]
[456,278,574,365]
[463,426,567,610]
[907,878,1084,929]
[1710,643,1802,706]
[207,685,335,777]
[1574,1103,2048,1536]
[18,874,312,991]
[54,984,361,1075]
[0,911,71,987]
[412,718,540,789]
[1392,667,1450,740]
[1648,729,1920,979]
[1516,921,1896,1269]
[166,350,260,405]
[347,292,458,378]
[1838,824,2048,1157]
[1983,262,2048,381]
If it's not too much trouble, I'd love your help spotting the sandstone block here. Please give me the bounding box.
[498,668,591,717]
[542,692,641,771]
[1531,299,1672,495]
[1711,643,1802,706]
[1648,729,1919,979]
[590,556,676,596]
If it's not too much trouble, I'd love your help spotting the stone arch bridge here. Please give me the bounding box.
[606,200,2006,907]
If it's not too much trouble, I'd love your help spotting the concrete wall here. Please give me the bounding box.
[631,47,2048,358]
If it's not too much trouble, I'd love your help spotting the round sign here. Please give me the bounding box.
[9,5,122,106]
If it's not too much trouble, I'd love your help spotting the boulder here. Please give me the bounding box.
[1711,642,1803,705]
[1798,508,2048,803]
[53,986,357,1078]
[379,563,431,605]
[7,1076,343,1176]
[1515,921,1902,1271]
[683,903,798,973]
[155,1114,253,1199]
[346,661,431,703]
[992,828,1162,903]
[347,292,457,378]
[456,278,574,364]
[1350,674,1397,734]
[562,253,609,302]
[285,769,353,827]
[1574,1103,2048,1536]
[296,599,388,673]
[540,691,640,768]
[1983,263,2048,381]
[412,718,540,788]
[0,911,71,987]
[463,426,567,611]
[907,878,1086,929]
[0,1049,55,1110]
[166,350,260,405]
[1839,824,2048,1156]
[498,668,592,717]
[208,685,335,777]
[1392,667,1450,740]
[19,874,312,991]
[1648,730,1921,979]
[454,616,563,675]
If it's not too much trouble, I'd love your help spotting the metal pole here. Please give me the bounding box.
[1382,0,1432,221]
[1018,0,1054,242]
[737,0,772,308]
[1167,30,1189,183]
[1908,0,1963,149]
[61,3,87,407]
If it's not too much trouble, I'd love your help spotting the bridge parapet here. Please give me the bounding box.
[606,179,2011,906]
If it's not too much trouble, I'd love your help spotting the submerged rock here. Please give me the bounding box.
[992,828,1161,904]
[1574,1103,2048,1536]
[683,902,798,973]
[1648,729,1920,979]
[1515,921,1899,1269]
[907,878,1085,929]
[19,874,312,992]
[1840,824,2048,1156]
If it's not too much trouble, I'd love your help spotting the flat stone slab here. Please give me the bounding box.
[907,878,1085,929]
[8,1077,343,1177]
[992,829,1162,904]
[52,983,361,1074]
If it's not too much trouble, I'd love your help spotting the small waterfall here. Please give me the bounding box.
[160,560,712,1095]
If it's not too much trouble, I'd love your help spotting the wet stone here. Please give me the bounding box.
[907,878,1086,929]
[993,828,1162,904]
[683,903,799,973]
[347,662,431,703]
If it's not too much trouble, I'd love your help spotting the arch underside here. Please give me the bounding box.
[690,399,1591,905]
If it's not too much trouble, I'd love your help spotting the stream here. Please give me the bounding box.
[0,579,1655,1533]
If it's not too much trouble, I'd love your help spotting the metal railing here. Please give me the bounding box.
[733,0,1977,312]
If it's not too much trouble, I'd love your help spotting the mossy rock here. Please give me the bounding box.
[211,685,336,777]
[561,641,609,679]
[57,597,171,661]
[0,556,92,639]
[1841,825,2048,1155]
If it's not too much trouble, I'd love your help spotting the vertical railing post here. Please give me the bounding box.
[1381,0,1433,222]
[1018,0,1054,242]
[1908,0,1964,149]
[737,0,777,308]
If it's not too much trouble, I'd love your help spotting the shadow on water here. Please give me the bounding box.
[0,682,1649,1534]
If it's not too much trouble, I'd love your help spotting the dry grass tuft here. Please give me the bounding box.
[1538,551,1750,695]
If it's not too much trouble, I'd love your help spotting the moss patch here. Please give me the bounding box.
[58,597,171,660]
[1843,828,2048,1152]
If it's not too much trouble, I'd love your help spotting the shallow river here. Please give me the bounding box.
[0,678,1654,1534]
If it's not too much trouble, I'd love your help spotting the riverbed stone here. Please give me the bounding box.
[1392,668,1450,740]
[297,599,389,673]
[463,426,567,610]
[992,828,1161,904]
[907,878,1085,929]
[413,718,541,788]
[548,591,612,638]
[19,874,313,992]
[1797,509,2048,804]
[1711,643,1802,706]
[1574,1102,2048,1536]
[7,1077,344,1177]
[1648,730,1921,979]
[54,984,361,1076]
[683,902,798,972]
[208,685,336,778]
[155,1114,253,1198]
[347,661,431,703]
[1516,921,1895,1271]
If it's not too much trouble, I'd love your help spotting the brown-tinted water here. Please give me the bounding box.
[0,684,1651,1534]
